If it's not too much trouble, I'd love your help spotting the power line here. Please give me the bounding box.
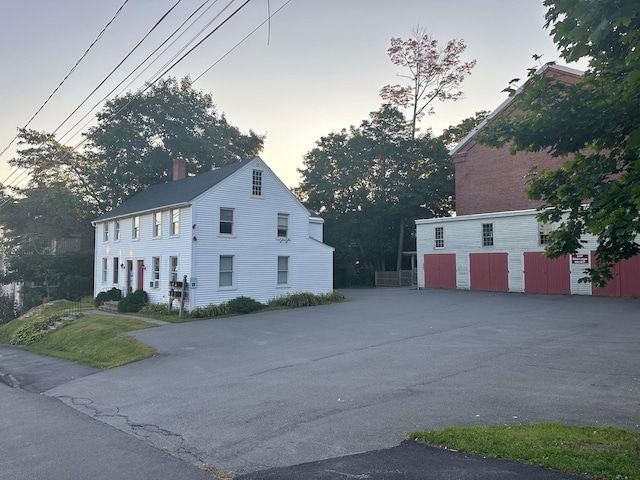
[0,0,130,166]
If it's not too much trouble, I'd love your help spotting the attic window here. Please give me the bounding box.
[252,169,263,196]
[539,222,552,245]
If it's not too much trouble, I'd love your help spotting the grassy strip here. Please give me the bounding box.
[23,314,156,368]
[410,423,640,480]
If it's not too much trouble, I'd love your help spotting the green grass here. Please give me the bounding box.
[410,423,640,480]
[24,314,156,369]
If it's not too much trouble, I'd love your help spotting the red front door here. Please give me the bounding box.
[137,260,144,291]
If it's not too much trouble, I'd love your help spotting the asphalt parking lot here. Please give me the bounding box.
[40,288,640,475]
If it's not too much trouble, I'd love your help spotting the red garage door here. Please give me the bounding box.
[592,252,640,297]
[469,253,508,292]
[524,252,570,295]
[424,254,456,289]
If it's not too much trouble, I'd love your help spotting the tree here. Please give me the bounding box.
[481,0,639,286]
[84,76,264,211]
[439,110,490,149]
[296,105,452,279]
[380,27,477,139]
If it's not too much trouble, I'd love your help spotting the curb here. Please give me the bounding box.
[0,372,20,389]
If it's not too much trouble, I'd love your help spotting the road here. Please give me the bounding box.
[39,288,640,475]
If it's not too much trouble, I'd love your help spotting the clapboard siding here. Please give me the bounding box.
[416,209,600,295]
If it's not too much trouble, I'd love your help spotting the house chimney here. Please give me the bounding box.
[173,157,186,181]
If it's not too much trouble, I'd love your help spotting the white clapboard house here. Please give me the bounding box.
[93,156,334,309]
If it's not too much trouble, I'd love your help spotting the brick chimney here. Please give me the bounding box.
[173,157,186,181]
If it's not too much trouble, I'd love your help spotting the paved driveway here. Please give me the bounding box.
[46,289,640,474]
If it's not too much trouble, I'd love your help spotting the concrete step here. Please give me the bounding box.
[99,301,119,313]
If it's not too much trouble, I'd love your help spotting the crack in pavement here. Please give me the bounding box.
[54,395,212,471]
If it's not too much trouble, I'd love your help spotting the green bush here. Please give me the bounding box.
[189,302,231,319]
[118,290,148,313]
[267,291,346,308]
[11,313,66,345]
[94,287,123,307]
[139,303,171,315]
[318,290,346,302]
[227,296,265,314]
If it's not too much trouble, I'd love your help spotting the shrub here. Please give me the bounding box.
[189,302,231,319]
[267,291,346,308]
[318,290,346,303]
[11,313,66,345]
[118,289,148,313]
[227,296,265,314]
[94,287,123,307]
[0,292,19,325]
[139,303,171,315]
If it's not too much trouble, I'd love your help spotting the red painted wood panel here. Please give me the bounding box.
[424,254,457,289]
[469,253,508,292]
[524,252,570,295]
[592,252,640,297]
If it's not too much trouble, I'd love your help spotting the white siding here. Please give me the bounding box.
[416,209,599,295]
[189,157,333,307]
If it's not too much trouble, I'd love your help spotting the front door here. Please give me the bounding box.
[127,260,133,294]
[137,260,145,291]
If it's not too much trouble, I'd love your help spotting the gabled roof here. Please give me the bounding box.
[449,64,583,156]
[93,157,257,223]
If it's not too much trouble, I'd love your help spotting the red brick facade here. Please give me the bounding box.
[452,65,582,216]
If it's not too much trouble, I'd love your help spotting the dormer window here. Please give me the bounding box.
[252,169,263,196]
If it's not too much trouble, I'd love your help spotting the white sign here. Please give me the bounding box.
[190,278,197,289]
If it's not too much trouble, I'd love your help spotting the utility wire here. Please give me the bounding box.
[0,0,131,181]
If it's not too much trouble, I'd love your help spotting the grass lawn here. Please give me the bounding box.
[410,423,640,480]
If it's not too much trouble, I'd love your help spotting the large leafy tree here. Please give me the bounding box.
[380,26,476,139]
[85,76,264,211]
[296,105,452,276]
[481,0,639,285]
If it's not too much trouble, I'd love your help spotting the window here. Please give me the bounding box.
[219,255,234,287]
[151,256,160,288]
[482,223,494,247]
[114,220,120,241]
[102,258,108,283]
[220,208,234,234]
[277,213,289,238]
[434,226,444,248]
[132,216,140,239]
[277,256,289,285]
[153,212,162,237]
[169,256,178,283]
[103,223,109,242]
[170,209,179,236]
[113,257,119,284]
[252,169,262,196]
[539,222,552,245]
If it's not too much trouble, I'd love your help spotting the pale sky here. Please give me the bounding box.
[0,0,586,189]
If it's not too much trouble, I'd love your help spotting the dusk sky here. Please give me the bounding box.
[0,0,587,189]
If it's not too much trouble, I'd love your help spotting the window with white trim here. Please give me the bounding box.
[434,226,444,248]
[482,223,494,247]
[103,223,109,242]
[277,213,289,238]
[132,216,140,239]
[102,258,108,283]
[170,209,179,236]
[220,208,234,234]
[153,212,162,237]
[219,255,234,287]
[277,256,289,285]
[252,169,263,196]
[114,220,120,241]
[539,222,552,245]
[169,256,178,283]
[151,256,160,288]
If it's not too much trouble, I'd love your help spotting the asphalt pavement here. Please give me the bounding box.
[3,288,638,479]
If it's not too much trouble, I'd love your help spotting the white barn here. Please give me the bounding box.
[93,156,334,309]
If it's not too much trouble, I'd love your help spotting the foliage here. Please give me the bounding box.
[296,105,453,273]
[94,287,123,307]
[480,0,640,285]
[24,314,156,368]
[10,312,66,346]
[0,299,83,344]
[411,423,640,480]
[381,26,476,137]
[0,291,19,325]
[189,302,231,319]
[139,303,172,315]
[439,110,490,149]
[117,289,148,313]
[268,291,347,308]
[226,296,265,314]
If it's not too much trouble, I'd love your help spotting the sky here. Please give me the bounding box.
[0,0,587,190]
